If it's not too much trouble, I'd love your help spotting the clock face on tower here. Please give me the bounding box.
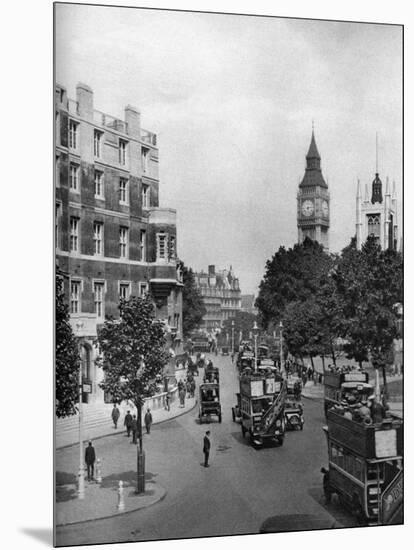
[322,200,329,218]
[301,200,314,217]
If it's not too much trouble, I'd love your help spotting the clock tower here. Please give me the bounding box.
[297,130,330,251]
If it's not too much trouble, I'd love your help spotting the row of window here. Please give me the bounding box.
[70,280,149,317]
[61,214,176,261]
[66,163,150,207]
[68,119,151,170]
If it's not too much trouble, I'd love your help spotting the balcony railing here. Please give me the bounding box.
[68,99,79,115]
[93,110,128,134]
[141,128,157,146]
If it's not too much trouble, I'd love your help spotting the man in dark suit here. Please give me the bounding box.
[124,410,133,437]
[85,441,96,481]
[131,414,138,444]
[203,430,211,467]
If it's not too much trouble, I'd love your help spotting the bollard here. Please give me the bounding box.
[96,458,102,484]
[117,480,125,512]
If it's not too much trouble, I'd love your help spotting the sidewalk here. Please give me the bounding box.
[56,375,197,526]
[56,369,197,449]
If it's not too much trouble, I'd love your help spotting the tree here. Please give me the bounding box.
[282,298,324,367]
[256,238,333,329]
[332,236,403,369]
[97,296,169,446]
[180,261,206,337]
[56,275,79,418]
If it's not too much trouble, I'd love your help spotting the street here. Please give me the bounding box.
[56,353,359,546]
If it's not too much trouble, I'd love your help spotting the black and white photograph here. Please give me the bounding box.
[51,0,406,547]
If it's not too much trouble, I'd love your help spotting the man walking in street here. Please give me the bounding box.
[85,440,96,482]
[131,414,138,444]
[111,403,120,429]
[203,430,211,467]
[124,410,133,437]
[144,408,153,434]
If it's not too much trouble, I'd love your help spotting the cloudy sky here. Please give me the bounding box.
[55,4,402,295]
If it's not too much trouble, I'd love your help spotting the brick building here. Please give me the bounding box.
[56,83,183,406]
[193,265,241,331]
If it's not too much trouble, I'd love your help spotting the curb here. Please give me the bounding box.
[56,399,198,451]
[56,483,167,527]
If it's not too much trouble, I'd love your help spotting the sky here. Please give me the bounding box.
[55,4,402,295]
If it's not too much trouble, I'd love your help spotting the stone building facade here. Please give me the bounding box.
[194,265,241,331]
[56,83,183,406]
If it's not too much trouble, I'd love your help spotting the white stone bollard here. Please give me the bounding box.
[95,458,102,484]
[117,480,125,512]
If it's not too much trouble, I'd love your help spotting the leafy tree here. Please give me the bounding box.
[332,235,403,368]
[97,295,169,448]
[282,298,325,367]
[180,261,206,337]
[56,275,79,418]
[256,238,333,329]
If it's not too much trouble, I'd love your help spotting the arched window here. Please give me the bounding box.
[367,214,381,242]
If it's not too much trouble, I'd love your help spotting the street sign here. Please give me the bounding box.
[82,383,92,394]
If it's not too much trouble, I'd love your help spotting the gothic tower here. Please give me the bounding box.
[356,171,398,250]
[297,130,330,250]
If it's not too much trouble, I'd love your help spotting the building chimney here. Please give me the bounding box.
[125,104,140,139]
[76,83,93,120]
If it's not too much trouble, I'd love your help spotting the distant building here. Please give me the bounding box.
[241,295,258,315]
[297,130,330,251]
[56,82,183,405]
[356,171,399,251]
[194,265,242,331]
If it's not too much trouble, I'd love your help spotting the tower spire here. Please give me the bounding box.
[376,132,378,173]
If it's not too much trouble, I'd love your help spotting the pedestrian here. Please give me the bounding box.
[203,430,211,467]
[164,392,171,411]
[124,410,133,437]
[190,379,196,398]
[179,387,186,407]
[111,403,120,429]
[144,408,153,434]
[131,414,138,444]
[85,440,96,481]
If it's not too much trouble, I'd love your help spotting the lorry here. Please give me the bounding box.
[238,369,286,447]
[321,407,403,525]
[323,368,371,416]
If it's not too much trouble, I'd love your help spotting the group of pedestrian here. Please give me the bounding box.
[112,404,153,444]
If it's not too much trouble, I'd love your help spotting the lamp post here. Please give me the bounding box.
[231,320,235,356]
[252,321,259,372]
[76,320,85,500]
[279,321,285,377]
[136,357,146,494]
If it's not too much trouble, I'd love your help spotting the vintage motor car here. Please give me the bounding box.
[199,382,222,423]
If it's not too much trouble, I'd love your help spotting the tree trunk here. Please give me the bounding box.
[330,344,336,366]
[310,356,315,369]
[137,401,143,452]
[321,355,326,371]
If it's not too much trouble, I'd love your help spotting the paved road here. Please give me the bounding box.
[56,354,358,546]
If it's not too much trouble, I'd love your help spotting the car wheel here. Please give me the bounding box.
[219,414,222,423]
[232,409,235,422]
[241,425,246,438]
[278,436,284,446]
